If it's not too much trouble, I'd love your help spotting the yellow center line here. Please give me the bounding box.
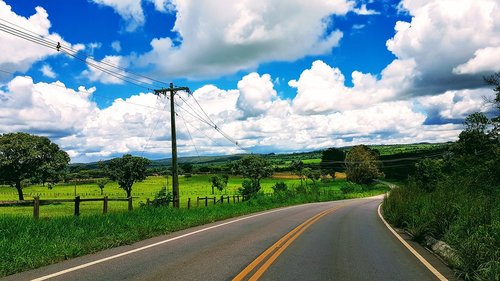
[233,204,347,281]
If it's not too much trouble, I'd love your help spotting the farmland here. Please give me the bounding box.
[0,174,354,217]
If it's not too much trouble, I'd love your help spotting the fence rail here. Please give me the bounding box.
[0,196,132,219]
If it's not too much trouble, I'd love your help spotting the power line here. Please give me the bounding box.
[0,21,250,155]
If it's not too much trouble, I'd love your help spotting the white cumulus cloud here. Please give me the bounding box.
[134,0,354,78]
[0,1,84,75]
[40,64,56,78]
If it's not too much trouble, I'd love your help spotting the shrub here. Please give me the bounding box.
[272,181,288,193]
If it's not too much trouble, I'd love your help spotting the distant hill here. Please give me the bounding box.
[70,142,452,171]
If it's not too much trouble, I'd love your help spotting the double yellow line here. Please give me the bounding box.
[232,204,347,281]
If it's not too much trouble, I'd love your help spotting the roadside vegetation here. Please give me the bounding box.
[0,181,388,277]
[383,73,500,281]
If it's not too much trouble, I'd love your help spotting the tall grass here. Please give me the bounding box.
[0,183,388,277]
[383,184,499,281]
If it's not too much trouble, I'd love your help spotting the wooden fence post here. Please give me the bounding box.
[213,197,216,205]
[74,196,80,216]
[103,196,108,214]
[220,195,224,204]
[197,196,200,207]
[128,197,133,211]
[205,197,208,207]
[33,196,40,219]
[187,198,191,209]
[226,196,230,203]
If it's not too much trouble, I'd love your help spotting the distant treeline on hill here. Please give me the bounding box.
[64,143,451,181]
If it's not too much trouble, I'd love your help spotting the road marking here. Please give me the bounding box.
[30,204,313,281]
[377,204,448,281]
[232,204,347,281]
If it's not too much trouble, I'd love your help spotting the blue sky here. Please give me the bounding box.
[0,0,498,162]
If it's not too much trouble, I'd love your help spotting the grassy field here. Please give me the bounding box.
[0,174,345,217]
[1,181,389,277]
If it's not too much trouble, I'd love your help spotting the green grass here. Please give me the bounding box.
[383,185,499,281]
[0,175,308,217]
[0,181,389,277]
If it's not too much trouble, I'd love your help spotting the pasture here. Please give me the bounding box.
[0,174,347,218]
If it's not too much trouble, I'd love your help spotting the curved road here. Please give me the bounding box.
[3,196,457,281]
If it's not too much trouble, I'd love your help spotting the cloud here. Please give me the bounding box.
[81,55,128,84]
[386,0,500,96]
[236,73,277,118]
[289,59,416,114]
[0,68,483,162]
[0,1,84,75]
[40,64,56,78]
[417,88,492,124]
[90,0,145,32]
[134,0,354,78]
[0,76,96,137]
[354,4,380,15]
[111,40,122,52]
[453,47,500,75]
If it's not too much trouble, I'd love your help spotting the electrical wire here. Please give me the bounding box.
[0,21,250,154]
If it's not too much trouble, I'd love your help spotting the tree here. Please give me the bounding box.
[209,174,229,194]
[103,154,150,198]
[345,145,383,184]
[96,178,110,195]
[320,148,345,179]
[412,159,444,192]
[179,163,193,174]
[304,168,321,186]
[232,155,273,197]
[455,112,491,155]
[290,160,305,186]
[0,132,70,200]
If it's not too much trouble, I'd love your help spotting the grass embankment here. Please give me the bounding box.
[383,185,499,281]
[0,182,388,277]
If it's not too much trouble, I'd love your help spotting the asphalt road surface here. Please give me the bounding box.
[3,195,457,281]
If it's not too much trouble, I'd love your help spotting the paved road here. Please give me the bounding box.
[3,196,455,281]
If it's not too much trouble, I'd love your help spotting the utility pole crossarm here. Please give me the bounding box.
[152,82,190,208]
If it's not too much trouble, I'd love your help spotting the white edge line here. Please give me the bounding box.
[31,204,306,281]
[377,203,448,281]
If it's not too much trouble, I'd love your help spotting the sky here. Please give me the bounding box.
[0,0,499,163]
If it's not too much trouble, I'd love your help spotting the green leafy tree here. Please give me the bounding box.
[103,154,150,198]
[412,159,444,192]
[179,163,194,174]
[209,174,229,194]
[454,112,491,156]
[96,178,110,195]
[232,155,273,197]
[0,132,70,200]
[320,148,345,179]
[303,168,321,186]
[345,145,383,184]
[290,160,305,186]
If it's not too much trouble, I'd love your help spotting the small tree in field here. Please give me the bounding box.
[290,160,305,186]
[232,155,273,198]
[209,174,229,194]
[96,178,110,195]
[103,154,150,198]
[345,145,383,184]
[0,132,70,200]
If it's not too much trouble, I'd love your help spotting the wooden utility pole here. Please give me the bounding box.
[154,83,190,208]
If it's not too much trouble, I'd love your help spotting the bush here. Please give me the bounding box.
[238,180,260,200]
[141,186,172,207]
[272,181,288,193]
